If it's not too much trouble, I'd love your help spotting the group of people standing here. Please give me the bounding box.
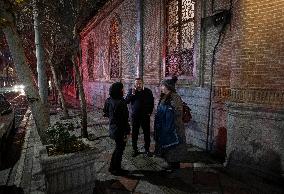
[103,77,186,176]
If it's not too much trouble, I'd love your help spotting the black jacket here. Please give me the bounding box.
[106,98,130,139]
[103,82,130,140]
[125,87,154,116]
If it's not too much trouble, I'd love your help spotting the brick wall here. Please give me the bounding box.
[143,0,162,85]
[80,0,138,107]
[202,0,233,153]
[79,0,228,150]
[203,0,284,158]
[231,0,284,90]
[225,0,284,175]
[78,0,284,172]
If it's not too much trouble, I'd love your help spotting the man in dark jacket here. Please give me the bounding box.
[125,78,154,157]
[103,82,130,175]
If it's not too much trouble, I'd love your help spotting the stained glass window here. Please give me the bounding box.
[87,40,94,81]
[109,18,120,79]
[165,0,195,77]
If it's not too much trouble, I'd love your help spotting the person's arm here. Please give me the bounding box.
[170,94,183,117]
[103,97,110,117]
[125,88,135,104]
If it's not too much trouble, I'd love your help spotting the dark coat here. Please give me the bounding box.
[104,82,130,140]
[155,92,187,162]
[154,101,179,148]
[125,87,154,116]
[107,98,130,140]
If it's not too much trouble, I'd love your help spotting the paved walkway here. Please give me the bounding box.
[1,101,283,194]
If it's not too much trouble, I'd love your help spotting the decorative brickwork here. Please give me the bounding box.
[80,0,137,104]
[143,0,162,81]
[214,86,230,100]
[80,0,127,83]
[214,87,284,106]
[109,17,121,79]
[230,89,284,106]
[87,39,94,81]
[94,22,109,80]
[80,0,125,38]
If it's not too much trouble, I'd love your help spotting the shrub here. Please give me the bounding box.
[46,122,89,155]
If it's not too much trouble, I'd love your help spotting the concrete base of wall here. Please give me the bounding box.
[226,102,284,180]
[179,87,210,150]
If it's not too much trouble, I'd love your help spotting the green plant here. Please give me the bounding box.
[46,122,89,155]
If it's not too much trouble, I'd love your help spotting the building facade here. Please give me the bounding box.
[78,0,284,177]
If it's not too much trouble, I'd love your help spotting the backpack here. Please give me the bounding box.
[182,102,192,123]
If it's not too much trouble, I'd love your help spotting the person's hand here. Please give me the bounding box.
[132,87,136,95]
[123,135,129,142]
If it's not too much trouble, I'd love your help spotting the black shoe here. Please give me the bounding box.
[132,150,139,157]
[162,163,180,172]
[109,169,129,176]
[145,151,153,157]
[163,162,180,171]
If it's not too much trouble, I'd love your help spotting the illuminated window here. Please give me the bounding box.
[165,0,195,77]
[109,18,121,79]
[87,40,94,81]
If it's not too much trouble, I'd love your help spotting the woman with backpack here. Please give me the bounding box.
[154,76,187,172]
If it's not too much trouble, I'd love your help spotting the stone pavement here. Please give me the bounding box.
[86,110,283,194]
[1,102,283,194]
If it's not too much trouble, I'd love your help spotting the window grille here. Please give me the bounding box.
[165,0,195,77]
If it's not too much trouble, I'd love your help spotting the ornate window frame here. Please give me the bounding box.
[162,0,201,84]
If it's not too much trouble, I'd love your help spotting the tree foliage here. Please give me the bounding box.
[0,0,50,144]
[1,0,108,141]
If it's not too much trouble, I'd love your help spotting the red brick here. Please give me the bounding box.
[118,177,139,192]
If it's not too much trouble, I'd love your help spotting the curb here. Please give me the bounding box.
[11,108,32,187]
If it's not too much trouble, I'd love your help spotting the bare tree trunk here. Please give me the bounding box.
[49,62,69,118]
[72,56,88,138]
[3,24,49,144]
[33,0,49,108]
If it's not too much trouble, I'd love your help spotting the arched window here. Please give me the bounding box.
[109,18,121,79]
[165,0,195,77]
[87,39,94,81]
